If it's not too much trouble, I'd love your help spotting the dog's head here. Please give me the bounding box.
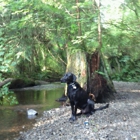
[60,72,76,84]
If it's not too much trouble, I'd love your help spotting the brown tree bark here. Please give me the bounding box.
[87,51,116,103]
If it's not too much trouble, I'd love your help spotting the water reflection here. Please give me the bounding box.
[0,84,64,140]
[0,108,36,139]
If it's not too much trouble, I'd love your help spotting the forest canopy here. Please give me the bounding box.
[0,0,140,82]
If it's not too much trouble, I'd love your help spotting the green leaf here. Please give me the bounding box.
[0,58,3,61]
[0,51,4,56]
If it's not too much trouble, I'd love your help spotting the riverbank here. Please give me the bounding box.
[16,81,140,140]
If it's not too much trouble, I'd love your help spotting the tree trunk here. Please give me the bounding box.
[66,49,87,87]
[87,51,116,103]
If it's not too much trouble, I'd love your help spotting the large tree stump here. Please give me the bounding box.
[87,51,116,103]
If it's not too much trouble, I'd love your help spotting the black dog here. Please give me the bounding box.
[61,72,109,122]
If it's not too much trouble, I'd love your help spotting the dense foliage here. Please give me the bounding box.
[0,0,140,81]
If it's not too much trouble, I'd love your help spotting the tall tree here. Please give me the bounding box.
[64,0,115,102]
[66,0,88,87]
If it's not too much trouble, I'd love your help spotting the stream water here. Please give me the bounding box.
[0,83,64,140]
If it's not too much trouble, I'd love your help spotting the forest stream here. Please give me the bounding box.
[0,83,64,140]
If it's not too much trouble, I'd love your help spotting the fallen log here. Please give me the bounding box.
[0,78,14,88]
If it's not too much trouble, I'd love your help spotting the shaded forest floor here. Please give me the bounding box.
[17,81,140,140]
